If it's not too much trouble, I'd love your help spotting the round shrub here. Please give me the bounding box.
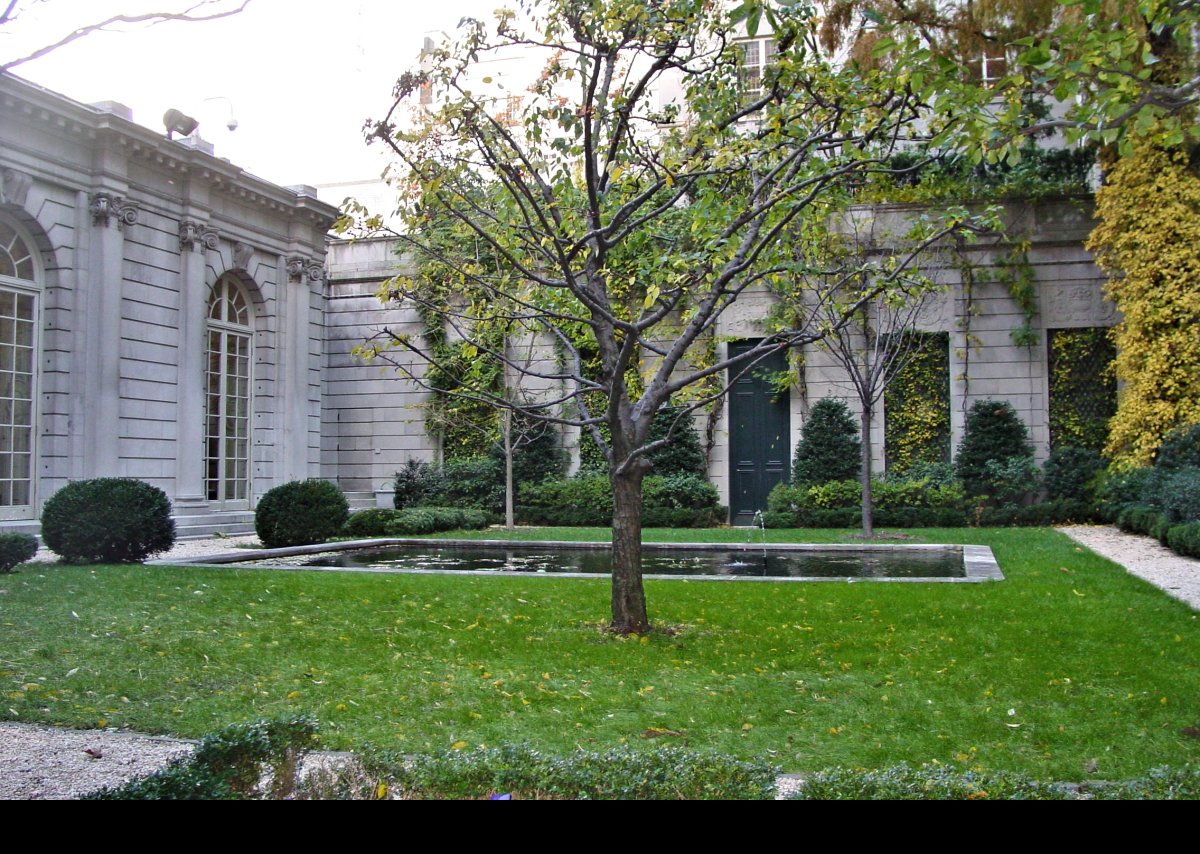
[1162,466,1200,524]
[955,400,1034,498]
[1155,423,1200,471]
[0,533,38,573]
[255,479,349,549]
[41,478,176,563]
[793,398,861,485]
[1043,446,1106,501]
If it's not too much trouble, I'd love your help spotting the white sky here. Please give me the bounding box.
[2,0,502,197]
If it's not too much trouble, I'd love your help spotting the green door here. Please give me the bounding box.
[728,342,790,525]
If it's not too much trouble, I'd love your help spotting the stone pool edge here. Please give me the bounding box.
[151,538,1004,584]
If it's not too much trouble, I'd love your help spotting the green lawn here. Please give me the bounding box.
[1,526,1196,779]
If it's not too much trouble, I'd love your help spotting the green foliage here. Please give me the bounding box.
[367,743,777,800]
[861,145,1096,205]
[85,716,317,800]
[1043,447,1106,502]
[1087,143,1200,466]
[983,456,1042,508]
[1094,466,1156,521]
[646,406,706,476]
[796,762,1198,800]
[435,458,505,514]
[1162,467,1200,524]
[344,507,491,538]
[40,478,175,564]
[894,461,958,488]
[1155,423,1200,472]
[792,763,1074,801]
[518,474,723,527]
[1048,328,1117,453]
[885,332,951,473]
[491,420,567,486]
[793,398,861,486]
[393,459,441,510]
[255,480,350,550]
[1166,523,1200,559]
[0,533,37,573]
[955,400,1034,498]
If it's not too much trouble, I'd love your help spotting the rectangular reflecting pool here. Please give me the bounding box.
[170,539,1003,584]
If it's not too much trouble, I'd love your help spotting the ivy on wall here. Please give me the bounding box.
[1047,327,1116,453]
[884,332,951,473]
[1086,141,1200,466]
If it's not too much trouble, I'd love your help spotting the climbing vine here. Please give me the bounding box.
[1047,327,1116,453]
[1087,140,1200,466]
[884,332,952,473]
[994,240,1039,348]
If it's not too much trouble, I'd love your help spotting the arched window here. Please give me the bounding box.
[0,218,38,516]
[205,276,252,503]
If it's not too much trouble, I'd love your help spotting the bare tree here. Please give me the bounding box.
[1,0,251,73]
[808,212,947,536]
[352,0,991,633]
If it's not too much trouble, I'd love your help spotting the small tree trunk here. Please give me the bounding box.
[610,466,650,635]
[860,403,874,538]
[502,410,515,530]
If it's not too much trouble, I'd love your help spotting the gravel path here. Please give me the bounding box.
[4,526,1193,798]
[1057,525,1200,611]
[0,723,193,799]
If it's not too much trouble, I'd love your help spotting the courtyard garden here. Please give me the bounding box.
[2,525,1197,789]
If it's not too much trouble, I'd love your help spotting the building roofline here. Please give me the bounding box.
[0,71,340,228]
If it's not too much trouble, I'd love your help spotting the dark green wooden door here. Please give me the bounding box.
[728,342,790,525]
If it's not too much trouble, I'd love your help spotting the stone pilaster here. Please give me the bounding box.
[175,219,221,506]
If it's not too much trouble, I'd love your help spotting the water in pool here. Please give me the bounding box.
[301,544,965,578]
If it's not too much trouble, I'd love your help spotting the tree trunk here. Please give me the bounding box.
[860,403,874,538]
[502,410,515,530]
[610,466,650,635]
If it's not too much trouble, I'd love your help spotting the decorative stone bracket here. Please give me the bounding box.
[1,168,32,207]
[89,192,139,230]
[232,241,255,271]
[179,219,220,253]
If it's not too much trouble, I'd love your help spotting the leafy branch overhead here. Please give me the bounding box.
[352,0,999,633]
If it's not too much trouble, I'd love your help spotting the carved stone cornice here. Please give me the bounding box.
[179,219,220,253]
[90,193,138,230]
[1,168,32,207]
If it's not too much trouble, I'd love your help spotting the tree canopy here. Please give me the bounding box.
[350,0,996,632]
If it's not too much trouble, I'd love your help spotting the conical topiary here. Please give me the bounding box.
[793,398,861,485]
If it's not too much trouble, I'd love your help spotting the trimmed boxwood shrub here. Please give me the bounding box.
[255,479,349,549]
[1165,523,1200,558]
[955,400,1034,498]
[1162,466,1200,523]
[343,507,490,538]
[1155,423,1200,471]
[1043,446,1106,502]
[791,764,1073,801]
[793,398,861,485]
[41,478,175,563]
[0,533,38,573]
[517,474,723,527]
[393,459,441,510]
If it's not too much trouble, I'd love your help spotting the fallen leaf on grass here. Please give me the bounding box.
[640,728,683,739]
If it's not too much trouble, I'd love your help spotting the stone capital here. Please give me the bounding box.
[179,220,220,253]
[90,193,138,230]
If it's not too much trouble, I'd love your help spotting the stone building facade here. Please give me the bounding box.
[321,197,1116,522]
[0,73,1118,535]
[0,74,337,537]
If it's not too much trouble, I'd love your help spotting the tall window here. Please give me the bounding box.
[738,37,777,104]
[205,276,252,503]
[966,45,1009,87]
[0,219,37,516]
